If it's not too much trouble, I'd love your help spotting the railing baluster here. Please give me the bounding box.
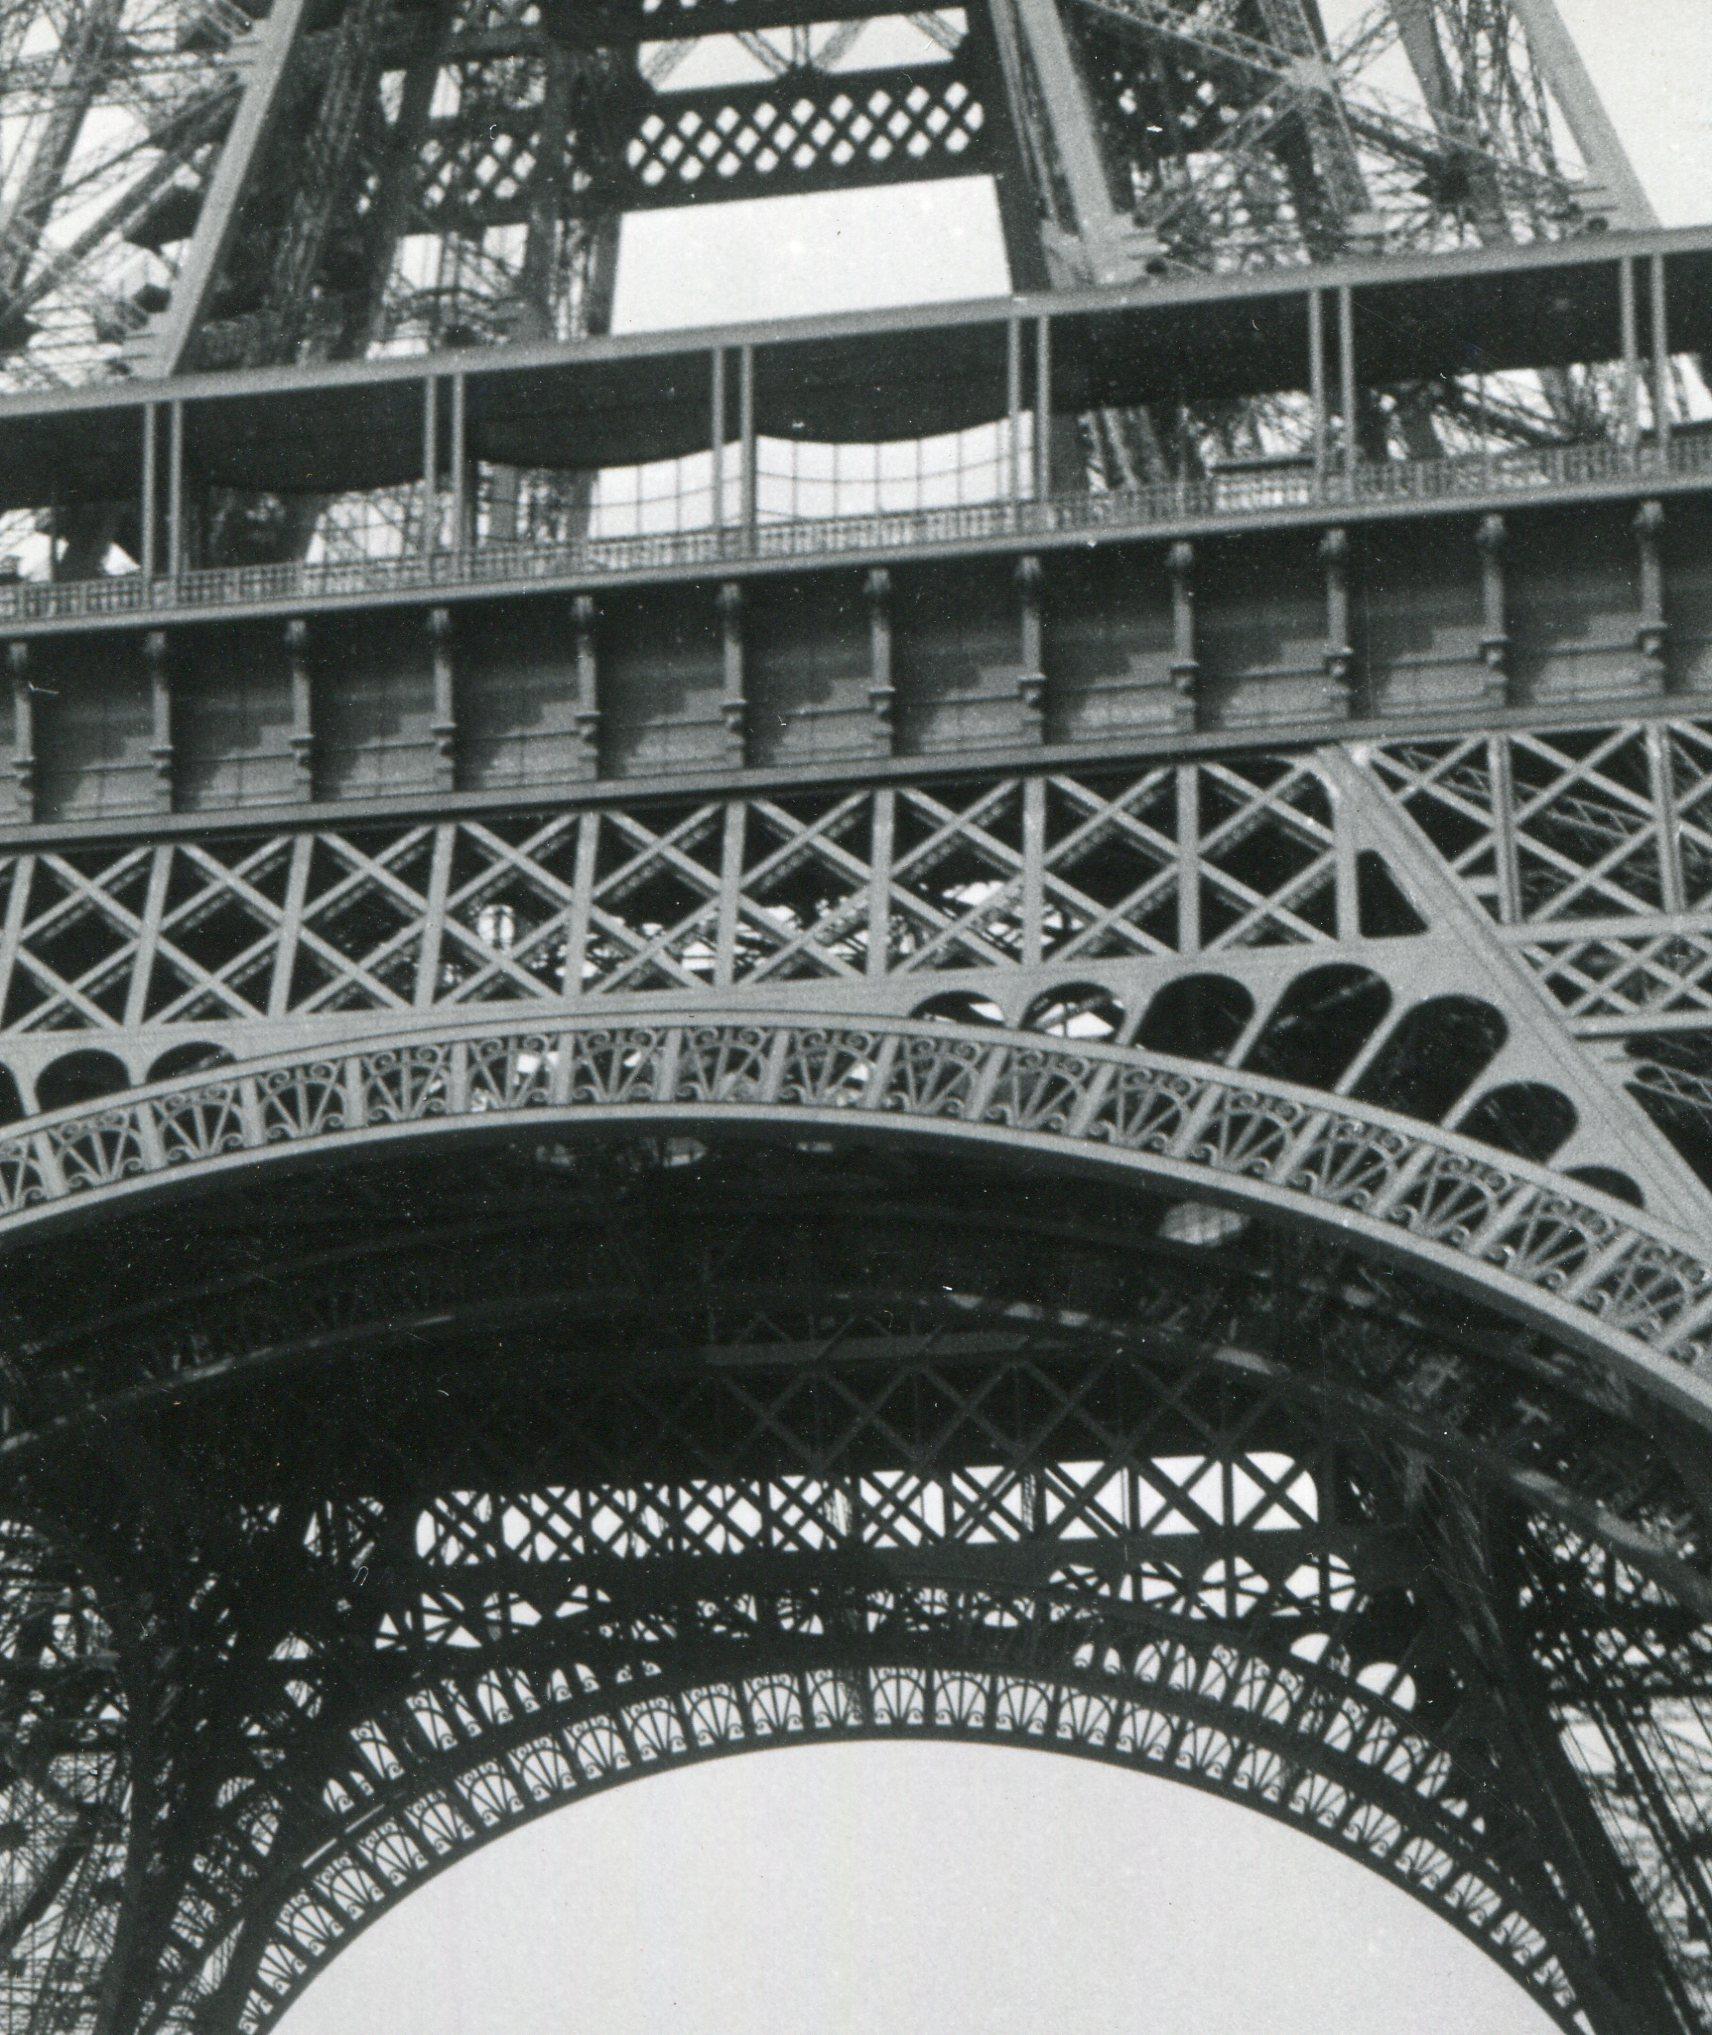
[3,420,1704,629]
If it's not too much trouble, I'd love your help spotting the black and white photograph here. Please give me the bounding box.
[1,4,1711,2032]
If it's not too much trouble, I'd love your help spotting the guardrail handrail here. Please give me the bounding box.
[0,432,1700,629]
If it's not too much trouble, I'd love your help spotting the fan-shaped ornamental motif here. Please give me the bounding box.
[0,1013,1708,1407]
[0,0,1708,2026]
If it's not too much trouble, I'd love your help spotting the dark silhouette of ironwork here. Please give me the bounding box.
[1,3,1711,2033]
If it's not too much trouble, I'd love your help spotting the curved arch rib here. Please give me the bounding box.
[1,1012,1710,1419]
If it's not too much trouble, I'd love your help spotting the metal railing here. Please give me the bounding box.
[2,431,1706,630]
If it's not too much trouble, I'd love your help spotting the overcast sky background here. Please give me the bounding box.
[281,16,1712,2035]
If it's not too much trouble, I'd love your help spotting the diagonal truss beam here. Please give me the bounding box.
[137,0,317,377]
[1505,0,1656,231]
[1330,744,1710,1227]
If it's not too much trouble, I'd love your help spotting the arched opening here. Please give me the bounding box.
[273,1747,1558,2035]
[1567,1164,1644,1208]
[1351,996,1507,1123]
[912,990,1005,1026]
[1457,1083,1578,1164]
[1244,965,1392,1091]
[8,1119,1702,2035]
[1020,983,1125,1040]
[148,1042,237,1084]
[1134,973,1255,1063]
[0,1016,1698,1396]
[36,1048,129,1113]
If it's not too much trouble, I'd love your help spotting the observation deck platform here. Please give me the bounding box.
[4,223,1712,834]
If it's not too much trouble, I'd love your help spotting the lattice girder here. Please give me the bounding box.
[6,1137,1712,2033]
[0,0,1657,387]
[0,736,1699,1222]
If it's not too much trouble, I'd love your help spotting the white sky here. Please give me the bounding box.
[279,17,1712,2035]
[613,0,1712,332]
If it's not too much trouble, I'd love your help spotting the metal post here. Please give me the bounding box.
[1337,283,1357,492]
[1308,288,1327,489]
[140,404,157,582]
[1619,254,1640,463]
[710,346,727,536]
[167,398,185,579]
[1034,313,1051,503]
[1507,0,1657,232]
[450,372,468,552]
[1651,252,1672,461]
[1006,317,1023,511]
[421,374,439,557]
[739,344,756,544]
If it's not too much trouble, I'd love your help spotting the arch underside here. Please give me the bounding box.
[5,1135,1712,2035]
[1,1012,1710,1419]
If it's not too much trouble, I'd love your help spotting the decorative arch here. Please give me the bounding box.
[36,1047,129,1113]
[0,1012,1708,1418]
[1243,964,1393,1090]
[10,1125,1710,2035]
[1135,973,1256,1061]
[215,1623,1589,2035]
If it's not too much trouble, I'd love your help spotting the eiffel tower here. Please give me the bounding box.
[2,3,1712,2032]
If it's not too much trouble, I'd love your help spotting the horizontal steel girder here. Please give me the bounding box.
[413,58,991,226]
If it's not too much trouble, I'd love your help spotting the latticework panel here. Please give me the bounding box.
[4,1138,1709,2033]
[0,760,1391,1029]
[0,0,1653,390]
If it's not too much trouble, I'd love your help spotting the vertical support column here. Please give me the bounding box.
[866,785,895,981]
[8,644,34,824]
[140,405,158,583]
[450,371,469,553]
[421,374,439,558]
[1321,528,1354,711]
[1619,253,1641,463]
[1489,733,1524,926]
[1337,284,1357,493]
[427,607,456,791]
[718,582,746,765]
[710,346,727,541]
[1016,555,1046,738]
[1167,541,1198,706]
[1634,500,1668,693]
[268,834,313,1016]
[562,810,600,998]
[1332,750,1361,941]
[1646,717,1686,918]
[144,629,173,812]
[167,397,186,580]
[573,595,601,777]
[414,826,455,1008]
[1476,514,1510,706]
[739,345,757,547]
[1308,288,1328,492]
[286,618,314,799]
[1021,773,1046,967]
[1650,252,1672,464]
[1034,313,1052,503]
[865,568,896,755]
[1174,760,1200,956]
[1006,316,1024,515]
[714,798,746,991]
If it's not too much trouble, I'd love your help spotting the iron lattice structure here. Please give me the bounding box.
[0,0,1652,391]
[4,4,1712,2035]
